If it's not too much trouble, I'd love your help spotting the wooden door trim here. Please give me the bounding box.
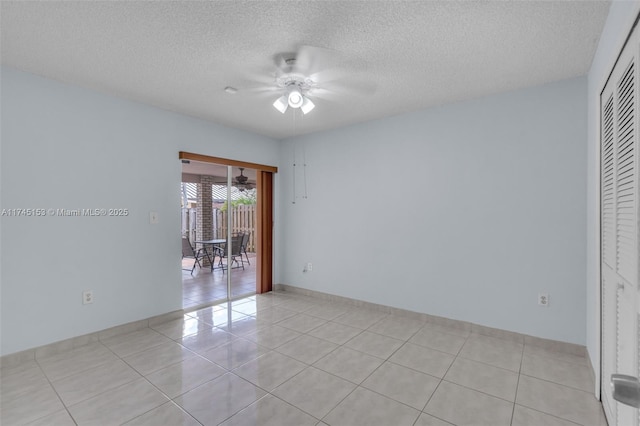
[179,152,275,295]
[179,151,277,173]
[256,171,274,293]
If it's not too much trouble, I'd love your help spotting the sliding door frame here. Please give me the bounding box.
[179,151,276,294]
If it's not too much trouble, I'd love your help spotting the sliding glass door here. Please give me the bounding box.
[181,159,259,309]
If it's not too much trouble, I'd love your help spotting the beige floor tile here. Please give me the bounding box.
[389,343,454,378]
[344,331,404,359]
[123,341,196,375]
[233,350,307,391]
[187,306,248,327]
[150,315,210,340]
[101,328,173,358]
[230,300,259,315]
[201,337,269,370]
[175,372,266,425]
[255,293,289,305]
[67,378,168,425]
[216,314,267,336]
[0,363,50,403]
[51,359,140,406]
[243,325,301,349]
[426,322,471,338]
[25,409,77,426]
[308,321,363,345]
[275,334,339,364]
[425,381,513,426]
[252,306,298,324]
[1,359,40,378]
[333,309,388,329]
[179,327,236,353]
[468,333,524,351]
[275,297,318,313]
[304,302,350,320]
[38,342,118,381]
[123,401,200,426]
[272,366,357,419]
[220,394,318,426]
[521,353,594,392]
[523,343,589,366]
[367,316,426,341]
[313,346,384,384]
[410,326,467,355]
[145,356,226,398]
[414,413,455,426]
[516,375,602,425]
[361,361,440,410]
[443,357,519,401]
[276,313,328,333]
[0,383,66,425]
[598,405,609,426]
[512,405,582,426]
[323,386,420,426]
[458,335,522,372]
[1,292,609,426]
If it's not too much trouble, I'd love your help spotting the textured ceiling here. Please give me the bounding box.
[1,1,610,140]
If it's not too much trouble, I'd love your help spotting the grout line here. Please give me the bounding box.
[31,357,80,426]
[517,372,596,394]
[6,291,597,426]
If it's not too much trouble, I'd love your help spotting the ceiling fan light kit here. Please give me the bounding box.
[300,97,315,114]
[273,95,288,113]
[272,79,314,115]
[261,45,371,117]
[287,86,304,108]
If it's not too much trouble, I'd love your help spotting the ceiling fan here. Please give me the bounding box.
[234,167,253,192]
[244,45,376,115]
[211,167,254,192]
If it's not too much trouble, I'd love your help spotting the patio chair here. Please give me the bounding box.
[182,236,212,274]
[216,235,245,273]
[240,232,251,265]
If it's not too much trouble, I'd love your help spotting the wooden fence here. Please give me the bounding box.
[216,205,256,252]
[181,205,256,252]
[181,208,197,246]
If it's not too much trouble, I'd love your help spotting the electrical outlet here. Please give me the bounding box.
[303,262,313,273]
[149,212,159,224]
[83,291,93,305]
[538,293,549,307]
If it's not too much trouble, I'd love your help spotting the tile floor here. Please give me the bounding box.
[1,291,607,426]
[182,253,256,310]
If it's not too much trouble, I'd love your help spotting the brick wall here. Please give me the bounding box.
[196,176,214,266]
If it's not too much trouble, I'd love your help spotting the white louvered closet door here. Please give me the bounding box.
[601,22,640,426]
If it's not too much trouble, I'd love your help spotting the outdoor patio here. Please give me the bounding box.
[182,252,257,310]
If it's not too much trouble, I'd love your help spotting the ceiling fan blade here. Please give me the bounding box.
[238,68,281,97]
[241,84,280,94]
[293,45,343,76]
[307,68,353,85]
[310,77,377,99]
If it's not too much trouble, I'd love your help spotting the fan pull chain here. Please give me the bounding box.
[302,146,308,199]
[292,110,297,204]
[292,144,296,204]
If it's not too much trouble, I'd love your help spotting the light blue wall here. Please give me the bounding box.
[586,0,640,396]
[280,77,588,344]
[0,67,280,356]
[0,60,595,355]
